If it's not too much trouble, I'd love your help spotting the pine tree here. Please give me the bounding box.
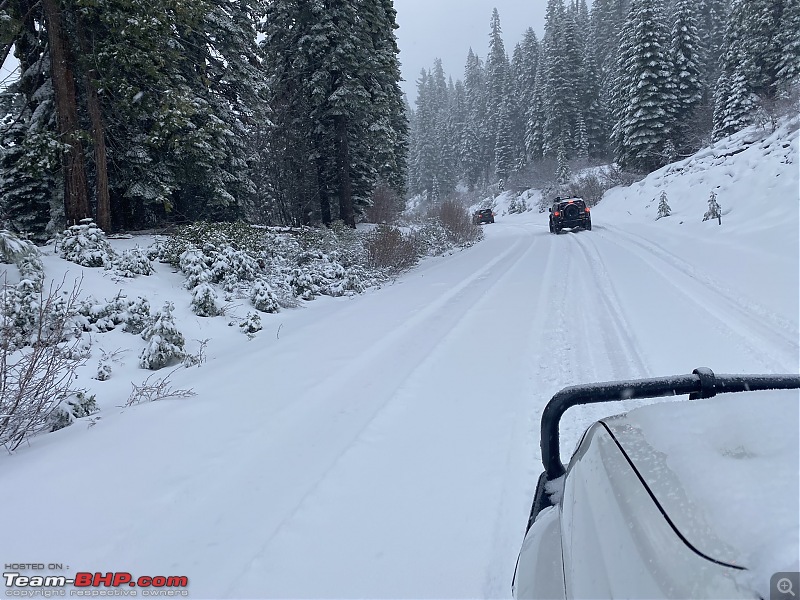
[139,302,186,370]
[0,51,60,240]
[525,57,546,160]
[613,0,677,171]
[512,29,539,166]
[462,49,489,188]
[775,0,800,91]
[494,100,515,180]
[556,143,571,184]
[670,0,704,153]
[703,190,721,222]
[486,9,512,181]
[260,0,406,226]
[656,190,671,219]
[697,0,730,102]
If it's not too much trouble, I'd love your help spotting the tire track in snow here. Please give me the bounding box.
[221,231,552,596]
[598,226,798,372]
[571,232,651,379]
[480,227,561,599]
[605,224,798,348]
[95,234,537,584]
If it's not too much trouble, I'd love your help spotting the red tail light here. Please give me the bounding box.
[585,207,590,213]
[554,211,560,217]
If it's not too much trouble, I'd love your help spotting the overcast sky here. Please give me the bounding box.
[393,1,549,104]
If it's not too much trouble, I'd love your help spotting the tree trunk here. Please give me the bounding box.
[41,0,90,226]
[75,15,110,232]
[317,155,331,225]
[335,115,355,228]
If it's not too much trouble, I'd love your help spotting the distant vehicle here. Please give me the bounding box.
[549,197,590,233]
[512,368,800,600]
[473,209,495,225]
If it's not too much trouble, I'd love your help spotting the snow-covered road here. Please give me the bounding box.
[4,208,797,599]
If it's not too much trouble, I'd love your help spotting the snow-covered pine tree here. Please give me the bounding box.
[512,29,539,167]
[462,49,489,188]
[703,190,721,222]
[494,100,515,181]
[542,0,574,158]
[250,279,280,313]
[656,190,672,219]
[0,7,61,241]
[59,220,113,267]
[190,283,219,318]
[775,0,800,90]
[525,57,547,161]
[613,0,678,172]
[670,0,704,153]
[556,143,571,185]
[139,302,186,370]
[240,312,262,338]
[486,8,512,178]
[697,0,730,102]
[713,0,793,139]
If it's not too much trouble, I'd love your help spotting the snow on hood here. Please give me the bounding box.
[605,390,799,598]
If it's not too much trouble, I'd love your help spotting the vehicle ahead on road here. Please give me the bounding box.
[549,197,591,233]
[512,368,800,600]
[473,209,495,225]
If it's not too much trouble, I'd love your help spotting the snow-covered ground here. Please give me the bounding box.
[2,120,798,598]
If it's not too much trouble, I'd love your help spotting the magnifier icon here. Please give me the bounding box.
[778,578,796,597]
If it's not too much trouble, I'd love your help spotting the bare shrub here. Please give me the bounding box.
[126,367,196,406]
[365,183,403,224]
[433,198,483,246]
[599,164,645,189]
[566,173,605,207]
[365,225,418,272]
[754,87,800,134]
[0,279,87,451]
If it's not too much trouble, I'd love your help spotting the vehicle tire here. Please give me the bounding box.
[586,219,592,231]
[564,204,580,220]
[549,220,554,233]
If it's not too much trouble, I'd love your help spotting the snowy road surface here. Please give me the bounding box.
[3,212,798,599]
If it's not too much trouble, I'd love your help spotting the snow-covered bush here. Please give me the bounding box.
[59,219,113,267]
[657,191,672,220]
[211,246,259,283]
[49,391,98,432]
[179,248,212,289]
[0,230,42,270]
[240,312,262,337]
[95,356,112,381]
[123,297,152,335]
[76,294,130,333]
[288,269,319,301]
[139,302,185,370]
[250,279,280,313]
[112,247,154,277]
[415,220,451,257]
[190,282,219,317]
[2,279,41,348]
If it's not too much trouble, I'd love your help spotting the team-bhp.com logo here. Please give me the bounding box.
[4,568,189,597]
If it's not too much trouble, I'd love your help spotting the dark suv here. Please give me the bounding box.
[549,197,591,233]
[473,209,495,225]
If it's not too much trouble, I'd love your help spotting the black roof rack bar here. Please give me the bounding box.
[540,368,800,480]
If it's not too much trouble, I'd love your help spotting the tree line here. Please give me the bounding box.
[407,0,799,201]
[0,0,408,240]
